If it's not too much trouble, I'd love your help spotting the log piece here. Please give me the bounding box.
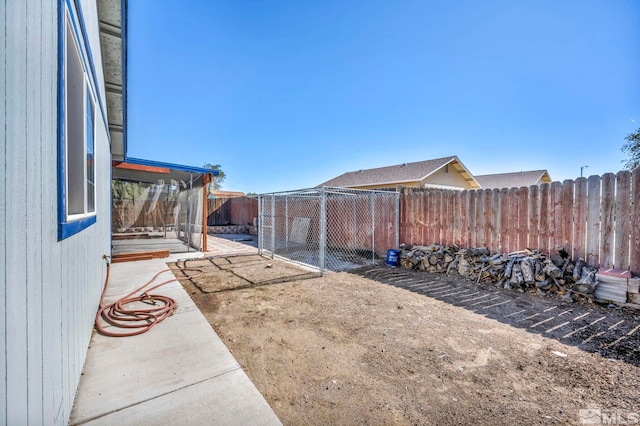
[398,244,598,301]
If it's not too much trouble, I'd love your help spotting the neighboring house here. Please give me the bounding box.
[474,170,552,189]
[319,156,481,190]
[2,2,216,424]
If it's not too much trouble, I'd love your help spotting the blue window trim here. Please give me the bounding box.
[57,0,102,240]
[60,216,97,240]
[73,0,110,142]
[65,0,109,141]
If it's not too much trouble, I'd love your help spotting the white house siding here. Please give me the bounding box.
[2,1,111,425]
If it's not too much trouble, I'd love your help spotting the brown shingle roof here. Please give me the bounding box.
[319,156,467,188]
[474,170,551,189]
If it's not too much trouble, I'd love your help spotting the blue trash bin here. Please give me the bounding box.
[386,249,400,267]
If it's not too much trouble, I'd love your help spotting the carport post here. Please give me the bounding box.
[187,173,193,252]
[319,187,326,274]
[202,173,211,252]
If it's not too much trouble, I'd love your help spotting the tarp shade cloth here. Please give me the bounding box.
[112,173,205,250]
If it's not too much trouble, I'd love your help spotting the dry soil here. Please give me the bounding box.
[172,255,640,426]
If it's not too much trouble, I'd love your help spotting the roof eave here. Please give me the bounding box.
[112,158,216,186]
[98,0,127,161]
[123,157,219,176]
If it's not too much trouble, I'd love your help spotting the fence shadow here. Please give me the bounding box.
[351,264,640,367]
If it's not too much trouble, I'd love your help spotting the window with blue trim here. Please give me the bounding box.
[59,4,97,239]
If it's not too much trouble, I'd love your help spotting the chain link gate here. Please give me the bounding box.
[258,187,399,273]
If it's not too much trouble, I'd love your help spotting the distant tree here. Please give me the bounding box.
[246,192,258,197]
[621,127,640,170]
[203,163,226,191]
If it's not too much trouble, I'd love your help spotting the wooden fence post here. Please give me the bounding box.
[475,189,485,248]
[518,187,529,251]
[615,171,631,269]
[631,168,640,275]
[499,188,509,253]
[528,185,540,251]
[468,190,477,248]
[461,190,470,248]
[601,173,615,269]
[491,189,500,253]
[508,188,519,252]
[551,182,563,254]
[574,178,588,261]
[562,180,574,259]
[483,189,493,251]
[454,191,462,246]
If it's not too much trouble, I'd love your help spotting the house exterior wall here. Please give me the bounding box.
[2,1,111,424]
[421,166,473,189]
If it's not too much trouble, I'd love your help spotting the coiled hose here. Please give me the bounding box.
[95,260,203,337]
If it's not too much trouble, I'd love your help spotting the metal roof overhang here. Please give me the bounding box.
[112,158,217,186]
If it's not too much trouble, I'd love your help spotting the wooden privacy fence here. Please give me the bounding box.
[207,196,258,226]
[112,196,259,230]
[400,169,640,274]
[112,200,179,230]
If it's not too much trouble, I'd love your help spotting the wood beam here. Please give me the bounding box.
[112,161,170,174]
[111,250,170,263]
[202,185,208,252]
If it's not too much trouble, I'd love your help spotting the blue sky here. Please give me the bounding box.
[127,0,639,193]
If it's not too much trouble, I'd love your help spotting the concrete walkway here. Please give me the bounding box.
[69,258,281,426]
[204,234,258,257]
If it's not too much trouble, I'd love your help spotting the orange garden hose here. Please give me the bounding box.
[95,260,204,337]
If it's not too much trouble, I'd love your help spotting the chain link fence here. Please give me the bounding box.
[259,187,399,273]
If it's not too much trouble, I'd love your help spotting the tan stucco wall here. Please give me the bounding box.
[421,166,473,189]
[343,166,475,191]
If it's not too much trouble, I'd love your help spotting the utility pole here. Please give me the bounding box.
[580,165,588,178]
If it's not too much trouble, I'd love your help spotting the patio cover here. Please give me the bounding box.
[112,157,217,185]
[112,158,218,252]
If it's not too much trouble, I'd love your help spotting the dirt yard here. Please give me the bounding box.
[172,255,640,425]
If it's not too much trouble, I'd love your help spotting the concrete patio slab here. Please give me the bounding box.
[204,234,258,257]
[112,237,194,255]
[70,258,281,426]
